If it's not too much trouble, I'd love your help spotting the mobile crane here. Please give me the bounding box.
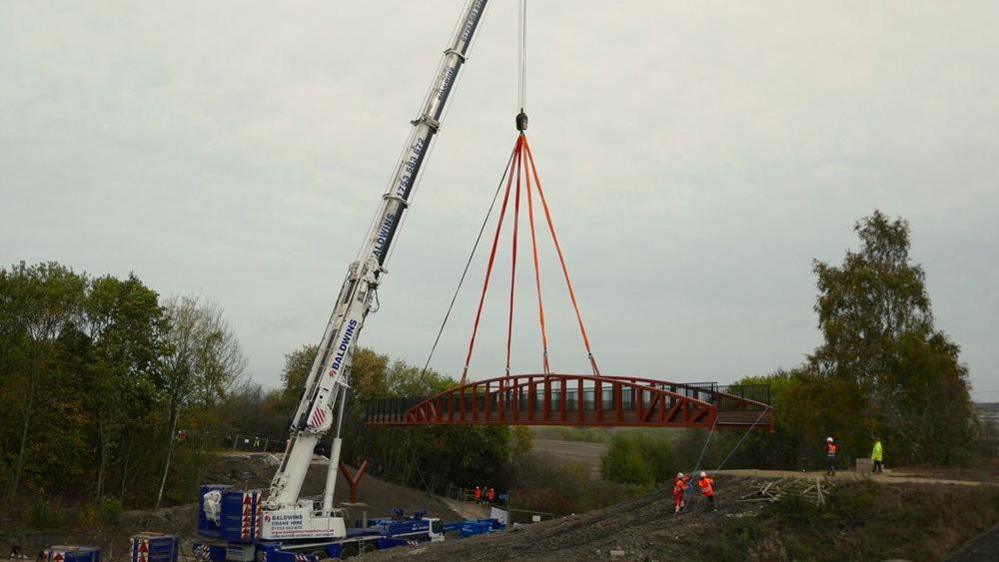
[194,0,491,555]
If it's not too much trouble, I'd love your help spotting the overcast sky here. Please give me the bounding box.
[2,1,996,400]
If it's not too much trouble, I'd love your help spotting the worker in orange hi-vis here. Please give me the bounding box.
[825,437,838,476]
[697,471,716,512]
[487,488,496,504]
[672,472,691,515]
[473,486,482,503]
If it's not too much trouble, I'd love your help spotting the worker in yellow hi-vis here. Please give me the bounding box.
[871,437,884,474]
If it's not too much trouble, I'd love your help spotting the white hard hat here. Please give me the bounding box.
[700,471,707,478]
[677,472,684,478]
[826,437,834,442]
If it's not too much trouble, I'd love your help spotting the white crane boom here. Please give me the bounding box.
[260,0,489,540]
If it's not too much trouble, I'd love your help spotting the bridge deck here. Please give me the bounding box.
[365,374,773,431]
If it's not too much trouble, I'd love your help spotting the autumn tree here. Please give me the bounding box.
[155,296,246,508]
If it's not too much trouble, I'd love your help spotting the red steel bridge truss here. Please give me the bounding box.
[365,374,773,431]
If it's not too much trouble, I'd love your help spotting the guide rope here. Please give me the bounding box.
[714,407,772,471]
[423,146,517,374]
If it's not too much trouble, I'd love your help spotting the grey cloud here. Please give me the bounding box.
[2,1,996,400]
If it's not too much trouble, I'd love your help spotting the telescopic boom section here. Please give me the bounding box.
[265,0,489,513]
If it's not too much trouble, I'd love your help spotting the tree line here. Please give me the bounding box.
[0,262,246,511]
[0,259,528,517]
[4,210,992,519]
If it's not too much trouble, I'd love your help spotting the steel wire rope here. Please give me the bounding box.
[713,406,773,472]
[404,427,436,497]
[518,0,528,112]
[682,416,718,505]
[681,405,771,506]
[422,146,518,374]
[691,417,719,473]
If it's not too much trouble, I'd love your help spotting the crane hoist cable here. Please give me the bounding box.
[458,0,600,382]
[518,0,527,113]
[423,2,529,376]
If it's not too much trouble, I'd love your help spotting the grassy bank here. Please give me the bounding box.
[702,481,999,562]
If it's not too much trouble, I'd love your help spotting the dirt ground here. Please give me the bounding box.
[887,460,999,484]
[370,471,999,562]
[715,468,996,487]
[371,476,765,562]
[7,452,998,562]
[946,524,999,562]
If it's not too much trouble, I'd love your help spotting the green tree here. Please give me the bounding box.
[0,262,251,508]
[0,262,86,500]
[811,210,933,385]
[80,274,165,500]
[809,211,977,465]
[221,382,289,445]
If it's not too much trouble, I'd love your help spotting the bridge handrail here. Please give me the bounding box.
[596,376,772,410]
[408,373,717,411]
[363,374,772,422]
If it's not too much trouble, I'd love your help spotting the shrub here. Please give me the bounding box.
[78,504,101,530]
[100,497,123,524]
[600,432,678,486]
[512,453,642,514]
[27,497,66,529]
